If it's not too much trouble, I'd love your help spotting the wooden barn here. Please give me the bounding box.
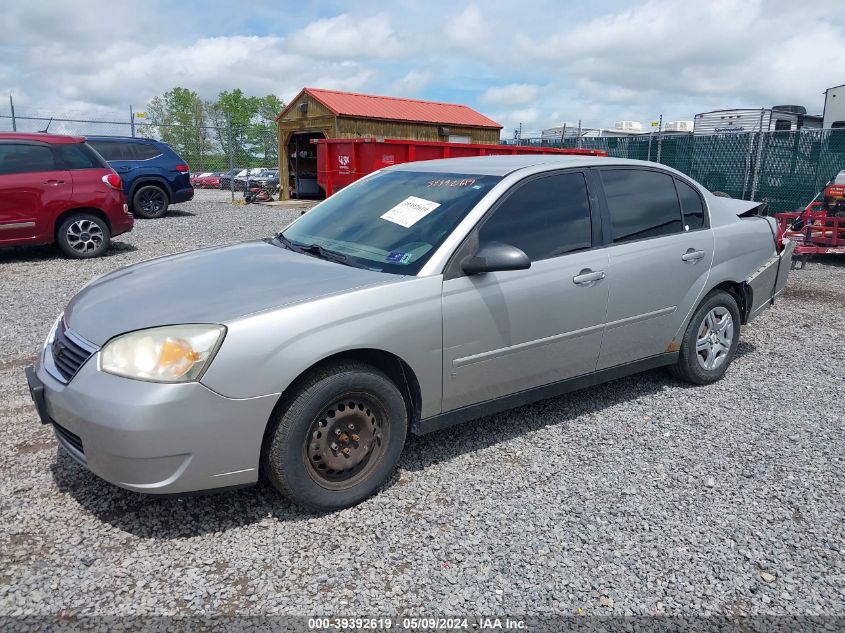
[276,87,503,200]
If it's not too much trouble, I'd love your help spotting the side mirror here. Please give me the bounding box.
[461,242,531,275]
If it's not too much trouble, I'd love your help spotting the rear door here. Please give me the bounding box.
[0,142,71,244]
[441,170,609,411]
[595,168,714,370]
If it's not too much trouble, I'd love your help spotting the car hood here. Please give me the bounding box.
[64,240,398,346]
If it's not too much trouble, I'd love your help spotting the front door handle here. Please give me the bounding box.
[681,249,706,262]
[43,179,65,185]
[573,269,606,285]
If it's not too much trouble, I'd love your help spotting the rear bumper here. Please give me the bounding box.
[172,186,194,203]
[110,203,134,237]
[747,238,795,321]
[29,348,278,495]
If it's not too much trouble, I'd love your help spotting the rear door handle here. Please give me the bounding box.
[42,179,65,185]
[573,269,606,285]
[681,249,706,262]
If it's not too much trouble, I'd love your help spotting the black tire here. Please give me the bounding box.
[56,213,110,259]
[262,361,408,511]
[132,185,169,219]
[669,290,741,385]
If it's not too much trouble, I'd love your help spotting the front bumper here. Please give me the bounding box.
[28,345,278,495]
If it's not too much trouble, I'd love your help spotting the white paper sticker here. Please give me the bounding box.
[380,196,441,228]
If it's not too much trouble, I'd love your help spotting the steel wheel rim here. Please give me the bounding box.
[696,307,733,370]
[66,219,104,253]
[303,392,389,491]
[139,189,165,212]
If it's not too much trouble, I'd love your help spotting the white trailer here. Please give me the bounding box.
[823,84,845,129]
[693,107,817,135]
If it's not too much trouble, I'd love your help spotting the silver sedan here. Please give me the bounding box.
[26,156,794,510]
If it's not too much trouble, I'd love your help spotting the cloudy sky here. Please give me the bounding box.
[2,0,845,136]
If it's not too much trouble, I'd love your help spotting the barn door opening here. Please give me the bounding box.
[287,131,325,199]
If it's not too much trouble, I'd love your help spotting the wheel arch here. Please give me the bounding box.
[54,207,112,240]
[129,177,173,201]
[709,279,752,324]
[260,347,422,460]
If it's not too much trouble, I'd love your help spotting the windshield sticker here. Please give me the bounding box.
[427,178,477,188]
[380,196,441,228]
[386,251,407,263]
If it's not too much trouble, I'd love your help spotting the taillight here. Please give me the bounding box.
[175,164,189,172]
[102,173,122,190]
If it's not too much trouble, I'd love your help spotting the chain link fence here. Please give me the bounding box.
[3,112,844,211]
[0,114,277,177]
[506,129,845,212]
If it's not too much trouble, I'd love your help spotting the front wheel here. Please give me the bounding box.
[132,185,169,219]
[669,290,741,384]
[263,361,408,511]
[56,213,110,258]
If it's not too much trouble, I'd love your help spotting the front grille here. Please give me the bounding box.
[51,325,94,382]
[53,422,84,455]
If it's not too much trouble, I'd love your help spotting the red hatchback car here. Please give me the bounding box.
[0,133,133,258]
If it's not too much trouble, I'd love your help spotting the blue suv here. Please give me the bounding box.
[86,137,194,218]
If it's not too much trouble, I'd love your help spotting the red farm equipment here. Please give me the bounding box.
[312,137,608,198]
[774,170,845,267]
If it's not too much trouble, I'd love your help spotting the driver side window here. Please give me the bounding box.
[478,172,592,261]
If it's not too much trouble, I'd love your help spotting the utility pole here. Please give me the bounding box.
[130,105,135,137]
[577,120,582,149]
[9,95,17,131]
[656,114,664,163]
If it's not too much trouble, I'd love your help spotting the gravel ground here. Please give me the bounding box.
[0,191,843,622]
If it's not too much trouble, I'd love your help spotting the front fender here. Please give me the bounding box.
[201,275,444,419]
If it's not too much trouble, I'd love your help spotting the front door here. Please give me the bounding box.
[442,171,609,412]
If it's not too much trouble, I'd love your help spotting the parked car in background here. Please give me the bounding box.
[247,168,279,191]
[191,172,222,189]
[0,132,133,258]
[26,156,794,511]
[218,168,244,190]
[86,137,193,218]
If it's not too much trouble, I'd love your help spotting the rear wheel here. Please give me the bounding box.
[262,361,408,511]
[132,185,169,218]
[56,213,110,259]
[669,290,741,384]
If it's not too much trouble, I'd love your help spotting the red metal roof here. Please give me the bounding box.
[277,87,502,129]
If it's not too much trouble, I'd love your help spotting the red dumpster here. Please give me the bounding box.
[314,137,607,197]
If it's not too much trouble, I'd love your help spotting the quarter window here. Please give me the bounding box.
[478,172,592,261]
[675,179,706,230]
[601,169,683,243]
[0,144,56,175]
[133,143,162,160]
[56,144,103,170]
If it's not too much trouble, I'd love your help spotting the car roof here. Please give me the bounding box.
[387,154,674,176]
[0,132,85,144]
[86,136,159,143]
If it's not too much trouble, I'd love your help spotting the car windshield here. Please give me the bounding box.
[280,170,501,275]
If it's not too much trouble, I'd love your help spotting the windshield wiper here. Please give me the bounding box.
[297,242,349,264]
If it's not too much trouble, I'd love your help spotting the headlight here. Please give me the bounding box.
[44,314,62,351]
[99,325,225,383]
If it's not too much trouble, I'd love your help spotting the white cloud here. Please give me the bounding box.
[286,13,404,60]
[390,71,433,96]
[479,84,543,107]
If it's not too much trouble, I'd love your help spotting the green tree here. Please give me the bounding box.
[145,87,214,170]
[207,89,284,167]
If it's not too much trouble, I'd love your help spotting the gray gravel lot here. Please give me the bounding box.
[0,190,843,620]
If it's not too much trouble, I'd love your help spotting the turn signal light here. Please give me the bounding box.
[175,164,190,172]
[102,173,122,190]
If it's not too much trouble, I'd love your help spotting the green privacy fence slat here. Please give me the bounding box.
[512,130,845,212]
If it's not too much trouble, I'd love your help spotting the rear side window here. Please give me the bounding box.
[675,179,706,230]
[601,169,683,243]
[56,143,104,170]
[0,144,56,175]
[133,143,162,160]
[88,141,134,161]
[479,172,592,261]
